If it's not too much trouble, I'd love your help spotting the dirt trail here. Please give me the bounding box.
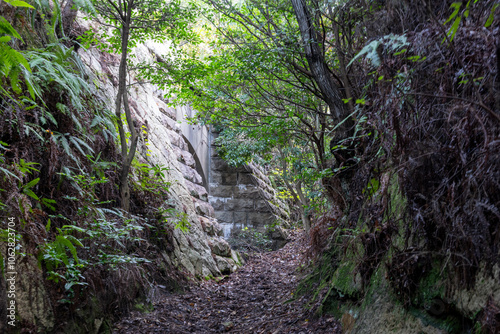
[113,230,341,333]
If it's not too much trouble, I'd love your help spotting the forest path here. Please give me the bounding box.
[113,230,341,333]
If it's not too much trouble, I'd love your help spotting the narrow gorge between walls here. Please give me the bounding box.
[1,1,500,334]
[0,7,294,333]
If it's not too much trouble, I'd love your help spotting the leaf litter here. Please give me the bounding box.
[113,230,341,333]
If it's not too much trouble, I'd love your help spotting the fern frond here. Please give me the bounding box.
[69,136,94,156]
[0,16,23,40]
[55,134,79,164]
[24,123,44,141]
[70,112,83,131]
[2,0,35,9]
[40,108,58,126]
[90,115,103,128]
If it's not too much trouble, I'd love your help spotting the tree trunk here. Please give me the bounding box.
[278,147,311,232]
[295,180,311,232]
[115,4,139,211]
[291,0,344,122]
[292,0,357,210]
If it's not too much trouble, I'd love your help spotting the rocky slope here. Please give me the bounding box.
[76,17,242,279]
[0,12,242,333]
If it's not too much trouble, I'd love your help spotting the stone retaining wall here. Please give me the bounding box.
[208,133,290,237]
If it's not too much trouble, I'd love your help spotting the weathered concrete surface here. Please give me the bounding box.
[176,106,210,189]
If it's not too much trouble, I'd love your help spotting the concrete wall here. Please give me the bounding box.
[174,113,290,239]
[175,106,210,189]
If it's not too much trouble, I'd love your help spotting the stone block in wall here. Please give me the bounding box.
[248,162,272,183]
[247,212,274,226]
[208,196,229,211]
[211,156,230,172]
[210,170,222,184]
[237,172,254,185]
[178,163,203,185]
[180,149,196,168]
[211,146,221,157]
[158,106,177,120]
[234,185,260,199]
[215,210,233,224]
[193,198,214,217]
[210,184,234,197]
[211,157,246,172]
[200,216,213,235]
[233,211,247,224]
[255,177,274,194]
[185,180,208,200]
[224,199,254,211]
[221,173,238,185]
[266,201,290,220]
[167,129,188,151]
[171,145,183,162]
[200,216,223,236]
[259,190,273,201]
[254,200,270,212]
[159,113,178,131]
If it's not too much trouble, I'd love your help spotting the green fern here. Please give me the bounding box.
[0,16,35,99]
[69,136,94,156]
[27,43,90,111]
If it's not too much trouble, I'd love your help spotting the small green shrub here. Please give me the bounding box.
[227,226,272,252]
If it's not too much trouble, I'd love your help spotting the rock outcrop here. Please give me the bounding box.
[76,18,241,278]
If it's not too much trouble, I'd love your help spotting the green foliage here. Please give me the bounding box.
[362,178,380,198]
[20,177,39,200]
[39,227,88,299]
[348,34,409,68]
[228,226,272,252]
[214,126,275,167]
[62,217,151,270]
[3,0,35,8]
[0,5,35,99]
[39,170,151,300]
[82,0,198,54]
[87,152,118,179]
[26,43,90,111]
[441,0,497,43]
[485,3,499,28]
[59,172,111,217]
[157,207,191,233]
[131,161,171,196]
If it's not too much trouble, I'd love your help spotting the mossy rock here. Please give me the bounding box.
[331,260,363,298]
[414,261,446,307]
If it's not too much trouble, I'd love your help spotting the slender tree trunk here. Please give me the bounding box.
[115,5,139,211]
[278,148,311,232]
[333,24,356,115]
[292,0,356,211]
[295,180,311,232]
[291,0,344,122]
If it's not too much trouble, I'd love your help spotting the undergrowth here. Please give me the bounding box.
[302,1,500,331]
[0,1,189,331]
[227,226,273,253]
